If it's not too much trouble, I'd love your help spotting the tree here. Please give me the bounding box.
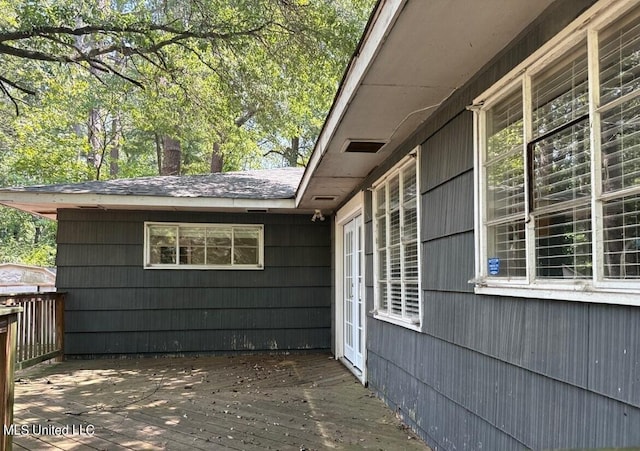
[0,1,369,112]
[0,0,375,265]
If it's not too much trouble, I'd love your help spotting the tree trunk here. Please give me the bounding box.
[155,133,163,175]
[33,225,41,245]
[210,142,223,173]
[87,108,102,174]
[109,115,121,178]
[284,136,300,167]
[161,136,181,175]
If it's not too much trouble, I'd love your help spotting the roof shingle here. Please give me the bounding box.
[2,167,303,200]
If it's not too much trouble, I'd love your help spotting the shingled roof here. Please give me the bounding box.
[0,168,306,219]
[2,167,303,199]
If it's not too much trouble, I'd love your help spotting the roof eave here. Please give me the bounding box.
[296,0,406,209]
[296,0,556,212]
[0,192,298,220]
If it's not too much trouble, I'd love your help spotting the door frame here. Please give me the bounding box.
[335,191,366,384]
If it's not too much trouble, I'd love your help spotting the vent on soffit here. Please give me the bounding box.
[311,195,338,202]
[343,140,386,153]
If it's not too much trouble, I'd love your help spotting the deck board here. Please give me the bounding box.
[11,353,430,450]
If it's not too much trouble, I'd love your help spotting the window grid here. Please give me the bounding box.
[477,4,640,297]
[374,157,420,326]
[145,223,263,269]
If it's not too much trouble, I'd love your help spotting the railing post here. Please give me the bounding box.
[55,293,65,362]
[1,306,22,451]
[1,293,65,369]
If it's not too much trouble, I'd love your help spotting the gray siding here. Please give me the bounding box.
[359,0,640,449]
[56,209,331,357]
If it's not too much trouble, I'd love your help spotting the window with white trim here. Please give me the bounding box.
[144,222,263,269]
[373,153,421,327]
[474,3,640,303]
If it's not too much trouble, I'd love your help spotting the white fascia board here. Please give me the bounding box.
[295,0,407,207]
[0,192,296,211]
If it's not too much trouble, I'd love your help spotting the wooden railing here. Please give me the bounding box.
[0,292,65,369]
[1,306,21,451]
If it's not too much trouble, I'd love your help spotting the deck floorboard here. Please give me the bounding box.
[12,353,429,450]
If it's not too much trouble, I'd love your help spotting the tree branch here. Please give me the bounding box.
[0,74,36,95]
[0,80,20,114]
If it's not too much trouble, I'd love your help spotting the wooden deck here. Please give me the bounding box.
[11,353,429,450]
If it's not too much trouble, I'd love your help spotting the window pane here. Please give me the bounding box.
[389,210,401,245]
[179,227,205,265]
[390,283,402,315]
[533,43,589,138]
[403,204,418,241]
[207,246,231,265]
[207,229,231,246]
[378,249,387,280]
[375,186,386,216]
[148,226,177,264]
[603,195,640,279]
[486,153,525,221]
[379,282,388,311]
[389,174,400,210]
[234,228,259,247]
[389,245,401,279]
[404,283,420,318]
[533,118,590,209]
[180,246,205,265]
[486,88,523,162]
[487,220,526,278]
[486,89,525,220]
[601,99,640,194]
[233,228,260,265]
[404,241,419,279]
[206,228,232,265]
[180,227,205,246]
[234,247,258,265]
[403,165,417,203]
[599,10,640,106]
[376,215,387,248]
[535,206,592,279]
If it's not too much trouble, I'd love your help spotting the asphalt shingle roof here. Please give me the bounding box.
[2,168,304,200]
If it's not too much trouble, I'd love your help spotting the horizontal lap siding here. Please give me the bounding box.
[361,1,640,449]
[56,209,331,357]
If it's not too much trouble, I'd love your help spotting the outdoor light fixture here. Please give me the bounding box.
[311,209,325,222]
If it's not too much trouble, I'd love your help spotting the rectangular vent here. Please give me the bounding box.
[312,195,338,202]
[246,209,269,213]
[343,141,385,153]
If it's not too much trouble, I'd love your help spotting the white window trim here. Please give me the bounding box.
[335,192,367,384]
[471,0,640,305]
[144,222,264,270]
[372,149,422,331]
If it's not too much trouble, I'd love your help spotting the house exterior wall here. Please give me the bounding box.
[357,1,640,449]
[56,209,331,357]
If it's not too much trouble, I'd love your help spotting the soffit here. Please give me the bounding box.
[298,0,555,211]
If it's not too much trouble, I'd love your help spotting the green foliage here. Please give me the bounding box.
[0,0,376,265]
[0,206,56,266]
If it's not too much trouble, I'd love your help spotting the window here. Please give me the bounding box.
[144,223,263,269]
[474,3,640,304]
[373,153,421,327]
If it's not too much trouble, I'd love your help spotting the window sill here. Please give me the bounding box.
[144,264,264,270]
[475,283,640,306]
[373,312,422,332]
